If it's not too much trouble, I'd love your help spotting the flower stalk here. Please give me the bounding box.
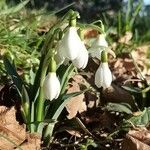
[36,63,48,122]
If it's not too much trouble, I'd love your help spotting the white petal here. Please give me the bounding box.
[94,65,103,88]
[72,42,89,69]
[101,63,112,89]
[89,34,108,59]
[43,72,61,100]
[96,34,108,47]
[60,27,82,60]
[82,49,89,69]
[95,63,112,89]
[89,46,105,59]
[55,42,65,66]
[53,77,61,99]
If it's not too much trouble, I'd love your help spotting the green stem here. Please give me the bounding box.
[42,9,76,55]
[36,63,48,122]
[36,87,44,121]
[49,55,57,72]
[77,23,104,34]
[69,18,76,27]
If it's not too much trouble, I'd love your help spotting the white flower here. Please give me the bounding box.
[43,72,60,100]
[89,34,108,59]
[95,62,112,89]
[72,42,89,69]
[58,27,89,69]
[55,42,65,67]
[59,27,83,60]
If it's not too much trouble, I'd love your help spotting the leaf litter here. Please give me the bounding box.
[0,28,150,150]
[0,85,41,150]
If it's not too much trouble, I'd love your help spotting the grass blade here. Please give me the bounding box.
[0,0,29,15]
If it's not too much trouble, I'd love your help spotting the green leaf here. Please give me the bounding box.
[122,85,142,93]
[128,107,150,126]
[4,57,23,92]
[30,101,35,133]
[106,102,132,114]
[31,55,45,101]
[21,85,30,123]
[43,91,84,146]
[52,91,84,120]
[0,0,29,15]
[129,0,142,30]
[57,64,75,95]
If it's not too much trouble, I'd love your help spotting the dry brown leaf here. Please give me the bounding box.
[131,45,150,78]
[84,29,98,39]
[0,106,26,150]
[118,31,133,44]
[128,128,150,145]
[122,128,150,150]
[102,84,136,109]
[66,130,82,138]
[122,134,150,150]
[18,133,41,150]
[111,57,135,77]
[66,80,87,119]
[72,74,99,108]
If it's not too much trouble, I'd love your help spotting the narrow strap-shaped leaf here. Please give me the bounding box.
[4,57,23,92]
[0,0,30,15]
[52,91,86,120]
[57,64,75,95]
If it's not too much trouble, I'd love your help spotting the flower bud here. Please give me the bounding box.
[43,72,60,100]
[95,62,112,89]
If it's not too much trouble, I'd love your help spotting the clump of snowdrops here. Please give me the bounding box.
[4,10,115,146]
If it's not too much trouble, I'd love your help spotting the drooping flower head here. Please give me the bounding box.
[59,27,83,60]
[94,50,112,89]
[43,56,60,100]
[89,33,108,59]
[43,72,61,100]
[57,11,89,69]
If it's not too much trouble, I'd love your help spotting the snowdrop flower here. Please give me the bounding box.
[72,42,89,69]
[95,62,112,89]
[89,34,108,59]
[43,72,60,101]
[58,27,89,69]
[94,51,112,89]
[59,27,82,60]
[55,42,65,67]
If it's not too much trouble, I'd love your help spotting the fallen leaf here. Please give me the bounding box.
[66,130,81,138]
[118,31,133,44]
[66,80,87,119]
[84,29,98,39]
[0,106,26,149]
[102,84,136,109]
[19,133,41,150]
[128,128,150,145]
[122,128,150,150]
